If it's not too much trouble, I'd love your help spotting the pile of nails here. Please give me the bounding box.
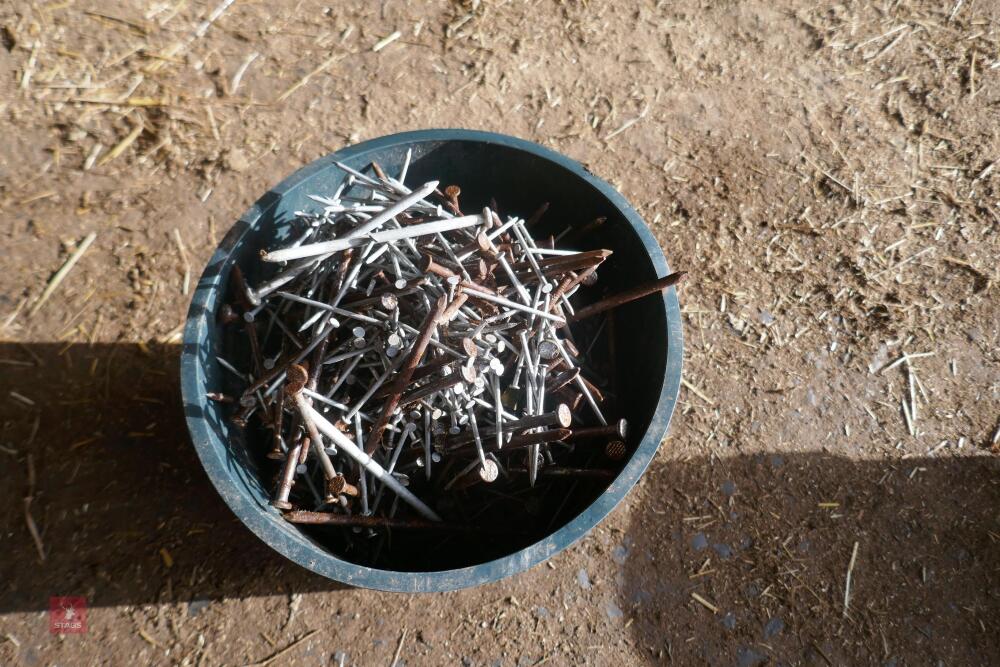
[214,155,684,546]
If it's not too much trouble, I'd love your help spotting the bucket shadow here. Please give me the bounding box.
[618,452,1000,665]
[0,342,345,613]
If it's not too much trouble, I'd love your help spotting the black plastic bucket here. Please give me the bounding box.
[180,129,683,592]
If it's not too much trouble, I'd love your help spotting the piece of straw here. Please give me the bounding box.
[843,541,859,617]
[690,591,718,614]
[30,232,97,317]
[373,30,402,52]
[98,122,143,166]
[390,627,408,667]
[277,53,347,102]
[172,229,191,295]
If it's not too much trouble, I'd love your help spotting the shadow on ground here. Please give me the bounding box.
[0,343,344,613]
[2,342,998,667]
[619,450,1000,665]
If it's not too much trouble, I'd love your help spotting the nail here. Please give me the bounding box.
[419,254,497,295]
[328,473,359,498]
[564,216,607,244]
[284,511,496,533]
[399,364,476,407]
[218,304,239,324]
[567,419,628,442]
[450,404,571,442]
[423,406,433,480]
[567,271,687,323]
[299,400,442,521]
[365,295,447,453]
[285,364,339,488]
[547,368,580,393]
[264,214,482,263]
[443,184,463,215]
[271,437,304,510]
[445,427,570,458]
[231,266,266,376]
[523,202,549,227]
[267,387,286,459]
[577,373,605,404]
[510,249,611,275]
[450,457,499,490]
[438,292,469,323]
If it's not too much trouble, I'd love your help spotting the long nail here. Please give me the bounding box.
[284,511,497,533]
[365,295,448,453]
[566,419,628,442]
[567,271,687,323]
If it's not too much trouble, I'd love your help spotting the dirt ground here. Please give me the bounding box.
[1,0,999,665]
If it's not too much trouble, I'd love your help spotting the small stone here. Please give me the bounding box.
[224,148,251,173]
[869,343,889,373]
[21,648,40,666]
[712,543,733,559]
[576,568,592,590]
[605,601,624,619]
[763,616,785,639]
[737,647,768,667]
[691,532,709,551]
[807,387,818,407]
[534,606,550,619]
[187,599,210,617]
[629,589,652,605]
[757,309,775,325]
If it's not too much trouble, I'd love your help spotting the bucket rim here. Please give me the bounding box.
[181,128,684,592]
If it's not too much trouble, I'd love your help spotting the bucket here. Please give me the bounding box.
[180,129,683,592]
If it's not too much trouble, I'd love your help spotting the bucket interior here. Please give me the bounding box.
[193,138,669,573]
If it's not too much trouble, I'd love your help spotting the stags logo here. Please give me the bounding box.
[49,597,87,634]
